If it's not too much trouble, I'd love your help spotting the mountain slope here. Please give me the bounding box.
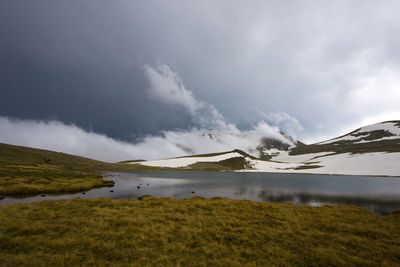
[290,121,400,155]
[249,121,400,176]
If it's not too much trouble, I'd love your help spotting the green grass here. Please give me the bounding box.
[0,197,399,266]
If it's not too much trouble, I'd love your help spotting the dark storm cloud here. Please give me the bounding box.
[1,0,400,145]
[0,0,195,140]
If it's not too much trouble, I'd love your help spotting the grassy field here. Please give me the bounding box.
[0,196,399,266]
[0,142,182,196]
[0,163,114,196]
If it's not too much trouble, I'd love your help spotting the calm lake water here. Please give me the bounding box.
[1,171,400,215]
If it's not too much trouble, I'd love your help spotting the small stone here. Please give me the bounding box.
[146,183,149,186]
[137,186,141,189]
[41,194,46,197]
[82,192,86,195]
[191,191,195,194]
[110,190,114,193]
[0,196,4,200]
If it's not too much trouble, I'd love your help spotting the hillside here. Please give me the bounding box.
[0,142,115,171]
[0,143,119,196]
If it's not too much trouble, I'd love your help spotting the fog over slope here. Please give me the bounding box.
[0,64,298,162]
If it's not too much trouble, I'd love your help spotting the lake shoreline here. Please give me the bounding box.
[2,171,400,215]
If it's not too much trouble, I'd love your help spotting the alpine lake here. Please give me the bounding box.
[2,171,400,215]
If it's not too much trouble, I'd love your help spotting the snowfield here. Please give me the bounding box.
[245,152,400,176]
[133,151,243,168]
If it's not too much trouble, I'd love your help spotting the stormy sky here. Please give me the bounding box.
[1,1,400,161]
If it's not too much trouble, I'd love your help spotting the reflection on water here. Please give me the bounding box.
[1,171,400,215]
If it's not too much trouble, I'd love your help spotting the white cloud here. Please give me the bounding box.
[144,64,203,115]
[252,109,303,139]
[345,65,400,116]
[144,63,238,131]
[0,116,290,162]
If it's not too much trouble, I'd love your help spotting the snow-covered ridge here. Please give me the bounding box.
[132,151,244,168]
[126,121,400,176]
[318,121,400,145]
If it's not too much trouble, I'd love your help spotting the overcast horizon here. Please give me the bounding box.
[1,1,400,162]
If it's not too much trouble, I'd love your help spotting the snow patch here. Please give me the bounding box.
[271,151,331,163]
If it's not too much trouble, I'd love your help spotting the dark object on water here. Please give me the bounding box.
[191,191,195,194]
[82,192,86,195]
[110,190,114,193]
[41,195,46,197]
[137,186,141,189]
[146,183,149,186]
[0,195,4,200]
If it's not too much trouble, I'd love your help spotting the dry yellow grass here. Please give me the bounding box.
[0,196,399,266]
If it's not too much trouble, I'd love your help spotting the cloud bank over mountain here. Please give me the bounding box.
[0,64,296,162]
